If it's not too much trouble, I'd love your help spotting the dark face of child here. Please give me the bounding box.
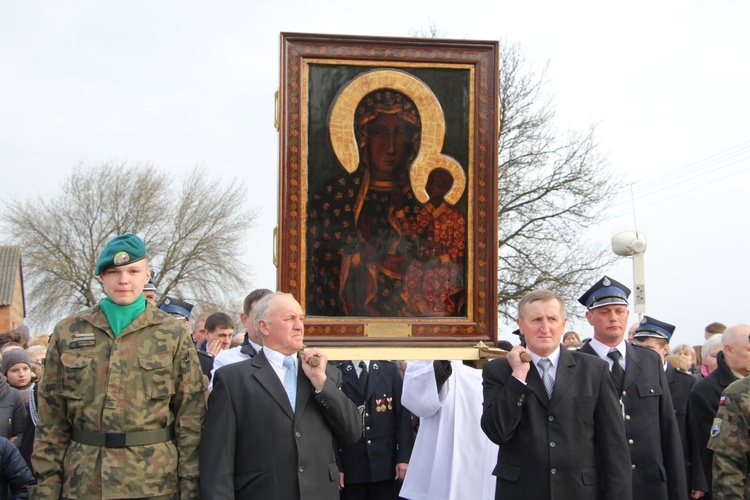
[426,168,454,200]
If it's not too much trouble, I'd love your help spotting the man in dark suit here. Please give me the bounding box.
[632,316,707,497]
[336,360,414,499]
[199,292,362,499]
[688,324,750,499]
[577,276,687,500]
[481,289,632,499]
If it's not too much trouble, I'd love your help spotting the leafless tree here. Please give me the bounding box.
[1,161,256,329]
[498,42,619,321]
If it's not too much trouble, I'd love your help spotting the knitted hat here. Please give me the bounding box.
[1,348,32,375]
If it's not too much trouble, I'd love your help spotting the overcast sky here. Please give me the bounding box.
[1,1,748,347]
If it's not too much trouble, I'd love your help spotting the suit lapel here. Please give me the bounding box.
[526,363,550,409]
[252,351,295,421]
[341,362,364,397]
[294,355,313,423]
[623,344,642,390]
[365,361,382,400]
[549,349,576,408]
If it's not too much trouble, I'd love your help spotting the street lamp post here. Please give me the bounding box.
[611,231,648,315]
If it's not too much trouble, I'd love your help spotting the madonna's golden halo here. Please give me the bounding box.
[329,69,466,205]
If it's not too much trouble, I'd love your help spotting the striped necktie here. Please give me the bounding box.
[538,358,553,399]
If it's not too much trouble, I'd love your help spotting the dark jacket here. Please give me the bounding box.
[0,436,35,500]
[481,349,632,499]
[0,375,25,446]
[335,361,414,484]
[579,342,687,500]
[687,350,739,498]
[200,351,362,499]
[197,349,214,380]
[666,364,707,494]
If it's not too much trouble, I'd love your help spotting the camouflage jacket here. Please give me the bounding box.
[707,375,750,500]
[31,304,206,499]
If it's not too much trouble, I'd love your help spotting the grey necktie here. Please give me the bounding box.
[538,358,553,399]
[283,356,297,411]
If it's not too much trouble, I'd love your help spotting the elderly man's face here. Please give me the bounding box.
[517,299,567,358]
[258,295,305,356]
[724,329,750,377]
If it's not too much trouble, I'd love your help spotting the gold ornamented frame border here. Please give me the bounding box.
[277,32,499,346]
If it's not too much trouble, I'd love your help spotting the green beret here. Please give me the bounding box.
[95,233,147,276]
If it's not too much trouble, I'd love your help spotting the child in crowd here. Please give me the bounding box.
[1,349,36,471]
[1,350,35,395]
[0,365,25,446]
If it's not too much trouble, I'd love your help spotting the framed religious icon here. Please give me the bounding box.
[276,32,499,347]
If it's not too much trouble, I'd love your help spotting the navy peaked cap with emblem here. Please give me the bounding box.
[95,233,147,276]
[159,296,194,320]
[634,316,675,342]
[578,275,631,310]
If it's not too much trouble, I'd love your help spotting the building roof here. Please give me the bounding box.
[0,246,22,306]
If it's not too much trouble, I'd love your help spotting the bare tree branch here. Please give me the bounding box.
[497,41,620,321]
[1,161,257,330]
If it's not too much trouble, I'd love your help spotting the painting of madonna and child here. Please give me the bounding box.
[306,68,471,319]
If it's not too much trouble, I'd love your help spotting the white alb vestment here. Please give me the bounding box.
[400,360,498,500]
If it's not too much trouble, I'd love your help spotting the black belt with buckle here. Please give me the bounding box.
[71,427,174,448]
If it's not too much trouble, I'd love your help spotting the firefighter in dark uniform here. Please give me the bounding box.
[577,276,687,500]
[632,316,707,497]
[336,360,414,500]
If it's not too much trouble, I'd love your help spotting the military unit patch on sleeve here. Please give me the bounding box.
[719,395,726,405]
[711,418,722,437]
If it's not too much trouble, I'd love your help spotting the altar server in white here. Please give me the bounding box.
[400,360,498,500]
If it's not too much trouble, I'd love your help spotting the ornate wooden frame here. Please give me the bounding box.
[276,32,499,346]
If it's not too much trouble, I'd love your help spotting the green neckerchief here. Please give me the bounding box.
[99,294,146,338]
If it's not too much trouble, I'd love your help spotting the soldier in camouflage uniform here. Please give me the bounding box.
[31,233,206,499]
[707,359,750,500]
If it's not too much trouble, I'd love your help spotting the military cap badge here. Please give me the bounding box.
[114,251,130,266]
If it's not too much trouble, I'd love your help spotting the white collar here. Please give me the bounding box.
[264,346,296,369]
[588,337,627,360]
[528,346,561,367]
